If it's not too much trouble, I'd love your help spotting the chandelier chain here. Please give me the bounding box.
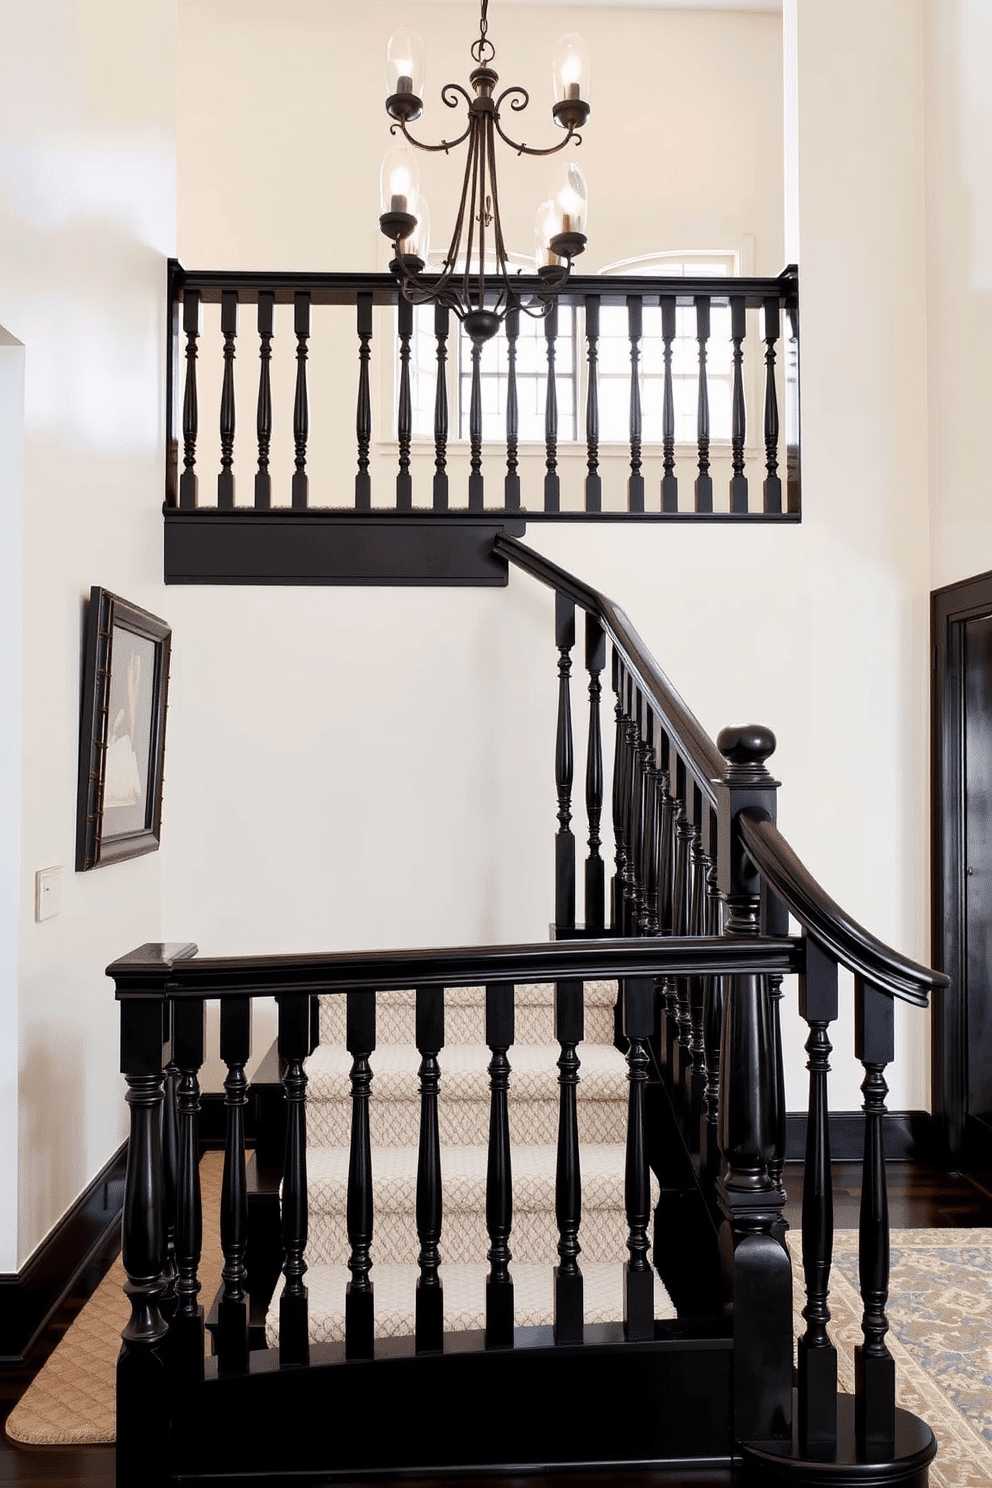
[472,0,495,64]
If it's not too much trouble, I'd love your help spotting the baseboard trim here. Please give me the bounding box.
[785,1110,933,1163]
[0,1141,127,1365]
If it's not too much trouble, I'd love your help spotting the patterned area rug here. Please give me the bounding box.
[9,1197,992,1486]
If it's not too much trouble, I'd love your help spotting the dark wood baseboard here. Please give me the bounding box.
[785,1110,933,1164]
[0,1143,127,1365]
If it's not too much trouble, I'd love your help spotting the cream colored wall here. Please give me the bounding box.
[0,0,177,1265]
[924,0,992,590]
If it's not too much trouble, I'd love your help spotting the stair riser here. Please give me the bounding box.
[307,1099,627,1148]
[319,1002,616,1047]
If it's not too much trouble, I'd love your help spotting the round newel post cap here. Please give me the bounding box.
[717,723,777,781]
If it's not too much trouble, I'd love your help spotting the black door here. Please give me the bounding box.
[933,572,992,1165]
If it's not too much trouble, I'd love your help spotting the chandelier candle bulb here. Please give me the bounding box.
[386,27,425,120]
[552,33,590,130]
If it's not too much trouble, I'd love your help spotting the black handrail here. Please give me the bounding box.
[738,808,948,1006]
[108,932,802,999]
[494,531,725,795]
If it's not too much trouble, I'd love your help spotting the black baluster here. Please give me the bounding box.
[117,995,169,1485]
[584,296,601,512]
[764,882,789,1223]
[278,994,310,1368]
[254,291,273,510]
[611,654,628,932]
[179,290,199,510]
[544,302,560,512]
[715,724,791,1445]
[627,296,644,512]
[623,976,654,1339]
[671,757,694,1083]
[694,296,713,513]
[554,979,583,1344]
[660,295,678,513]
[729,295,748,513]
[700,815,724,1176]
[630,692,650,931]
[346,990,376,1360]
[657,730,675,936]
[584,613,606,933]
[854,976,896,1455]
[416,985,445,1354]
[798,937,839,1453]
[468,334,485,511]
[762,295,782,514]
[485,982,514,1349]
[172,1001,205,1379]
[504,305,521,509]
[621,679,642,934]
[433,303,450,510]
[355,292,373,510]
[218,997,250,1376]
[685,784,707,1132]
[291,291,310,510]
[555,594,576,934]
[396,296,413,510]
[160,1045,178,1319]
[785,281,801,514]
[639,713,660,936]
[217,289,237,510]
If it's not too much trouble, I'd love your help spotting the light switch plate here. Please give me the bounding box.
[35,866,62,922]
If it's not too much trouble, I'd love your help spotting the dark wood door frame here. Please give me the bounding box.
[932,568,992,1164]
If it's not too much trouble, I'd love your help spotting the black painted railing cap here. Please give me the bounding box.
[737,808,948,1007]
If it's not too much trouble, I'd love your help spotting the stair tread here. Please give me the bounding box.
[307,1141,641,1212]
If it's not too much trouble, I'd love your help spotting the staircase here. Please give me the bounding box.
[265,981,673,1345]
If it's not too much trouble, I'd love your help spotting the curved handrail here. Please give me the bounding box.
[494,532,725,797]
[738,808,948,1007]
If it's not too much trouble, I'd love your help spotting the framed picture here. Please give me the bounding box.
[75,588,171,871]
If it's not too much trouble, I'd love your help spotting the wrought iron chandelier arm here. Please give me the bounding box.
[494,118,583,158]
[391,113,473,155]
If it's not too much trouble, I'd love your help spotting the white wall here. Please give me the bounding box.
[924,0,992,590]
[0,0,177,1265]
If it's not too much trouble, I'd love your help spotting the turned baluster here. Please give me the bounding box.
[584,296,602,512]
[584,614,606,934]
[544,302,560,512]
[218,996,251,1375]
[396,296,414,510]
[694,296,713,513]
[762,295,782,514]
[638,716,661,937]
[621,679,644,934]
[671,756,694,1083]
[660,295,678,513]
[217,289,237,510]
[798,937,839,1452]
[346,990,376,1360]
[715,724,791,1445]
[468,335,485,511]
[415,985,445,1354]
[555,594,576,935]
[785,285,801,514]
[179,290,200,510]
[117,994,170,1480]
[160,1045,179,1318]
[291,291,310,510]
[685,784,708,1132]
[657,730,675,936]
[554,979,583,1344]
[627,296,645,512]
[172,1000,205,1378]
[611,654,629,932]
[623,976,654,1340]
[764,881,790,1216]
[485,982,514,1348]
[432,303,450,510]
[355,292,373,510]
[855,976,896,1455]
[699,819,724,1176]
[278,993,310,1368]
[254,291,274,510]
[729,295,748,514]
[504,305,521,509]
[633,699,654,934]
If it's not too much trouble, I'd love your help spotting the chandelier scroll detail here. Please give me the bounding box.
[378,0,590,344]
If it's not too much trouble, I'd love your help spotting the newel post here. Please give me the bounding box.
[715,726,792,1447]
[111,944,196,1488]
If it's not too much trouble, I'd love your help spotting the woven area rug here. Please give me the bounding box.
[9,1199,992,1486]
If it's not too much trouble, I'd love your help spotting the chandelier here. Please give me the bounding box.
[378,0,590,344]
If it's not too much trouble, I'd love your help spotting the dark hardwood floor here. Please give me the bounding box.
[3,1161,991,1488]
